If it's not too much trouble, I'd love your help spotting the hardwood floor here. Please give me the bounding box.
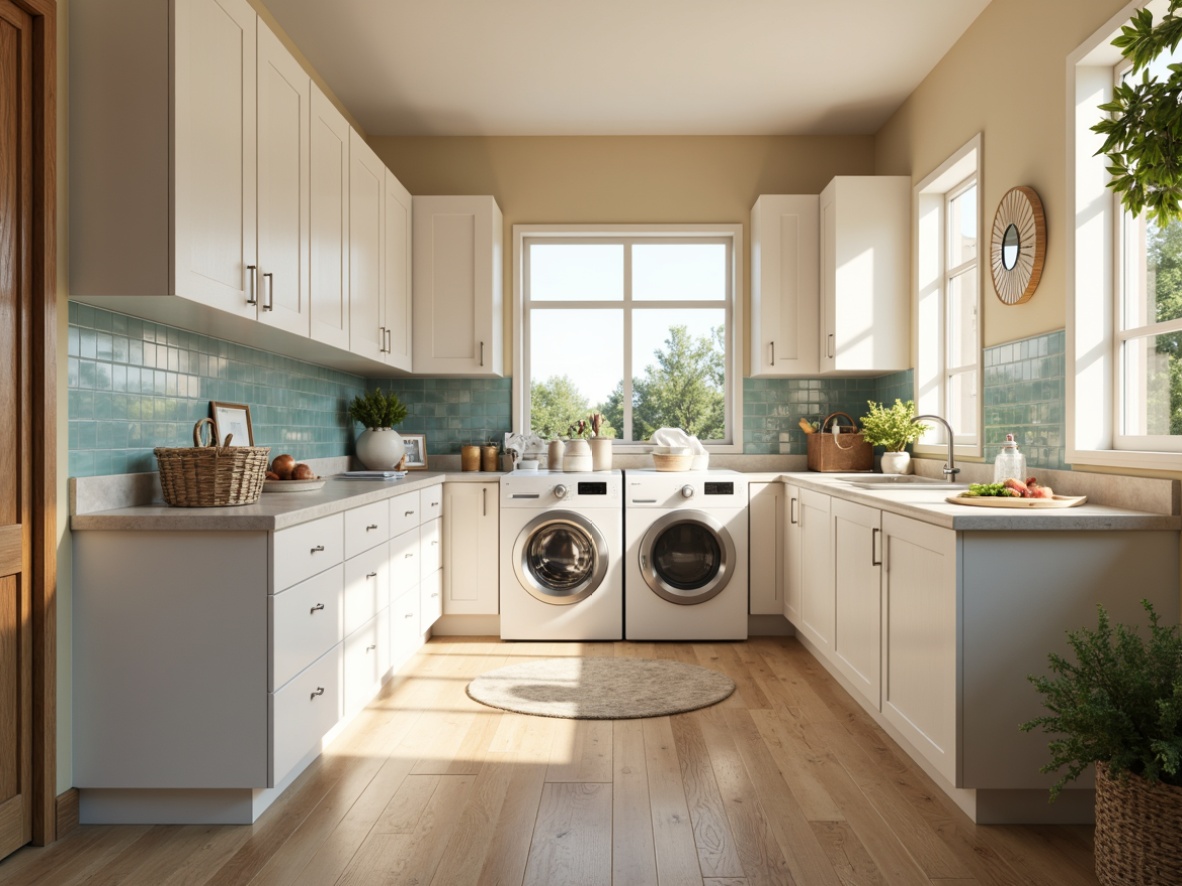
[0,636,1099,885]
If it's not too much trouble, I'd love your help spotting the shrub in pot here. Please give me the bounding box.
[1021,600,1182,885]
[859,399,927,474]
[348,388,409,470]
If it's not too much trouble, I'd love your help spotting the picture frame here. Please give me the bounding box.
[209,401,254,447]
[401,433,427,470]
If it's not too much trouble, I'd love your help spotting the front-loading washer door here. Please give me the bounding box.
[640,511,736,604]
[513,511,609,605]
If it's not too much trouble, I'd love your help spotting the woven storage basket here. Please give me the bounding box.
[652,453,693,472]
[806,411,873,472]
[1095,763,1182,885]
[155,418,271,507]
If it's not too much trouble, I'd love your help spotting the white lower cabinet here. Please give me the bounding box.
[796,489,832,652]
[748,482,785,615]
[421,568,443,631]
[271,644,342,785]
[442,481,500,614]
[343,612,387,717]
[830,498,882,709]
[271,564,343,691]
[391,586,422,671]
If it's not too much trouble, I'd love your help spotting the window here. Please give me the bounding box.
[512,226,743,450]
[915,135,982,457]
[1069,0,1182,469]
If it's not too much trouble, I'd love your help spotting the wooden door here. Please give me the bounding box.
[0,0,34,859]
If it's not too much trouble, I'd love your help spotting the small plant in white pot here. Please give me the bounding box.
[860,399,927,474]
[348,388,409,470]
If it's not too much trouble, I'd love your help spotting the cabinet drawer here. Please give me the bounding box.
[420,518,441,576]
[390,526,420,595]
[420,569,442,632]
[271,644,341,785]
[343,612,387,716]
[270,564,343,692]
[421,484,443,519]
[390,586,421,670]
[389,492,421,537]
[273,513,345,592]
[345,501,391,559]
[343,543,389,637]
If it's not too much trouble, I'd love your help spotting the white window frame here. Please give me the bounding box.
[1068,0,1182,469]
[913,133,983,459]
[511,224,744,453]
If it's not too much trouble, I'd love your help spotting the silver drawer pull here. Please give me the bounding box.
[404,552,414,559]
[366,644,376,653]
[366,523,379,531]
[310,545,325,554]
[430,592,439,599]
[430,501,439,507]
[310,602,325,614]
[404,509,415,517]
[404,612,413,619]
[366,571,378,579]
[431,540,439,546]
[310,686,325,700]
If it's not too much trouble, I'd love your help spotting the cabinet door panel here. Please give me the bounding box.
[345,500,391,559]
[420,569,443,632]
[270,644,341,785]
[748,483,784,614]
[442,482,499,614]
[390,527,420,597]
[256,23,309,334]
[309,85,350,349]
[750,195,819,376]
[797,489,832,653]
[271,564,343,691]
[384,170,413,370]
[343,615,384,716]
[173,0,257,314]
[390,586,422,671]
[272,513,344,592]
[348,131,385,362]
[343,543,389,637]
[831,498,881,709]
[783,484,802,623]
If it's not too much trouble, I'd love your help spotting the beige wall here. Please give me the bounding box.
[370,135,875,372]
[874,0,1131,349]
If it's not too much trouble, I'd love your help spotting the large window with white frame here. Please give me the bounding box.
[914,134,982,457]
[1070,0,1182,469]
[513,226,743,449]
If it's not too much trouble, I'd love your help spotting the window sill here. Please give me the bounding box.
[1068,447,1182,473]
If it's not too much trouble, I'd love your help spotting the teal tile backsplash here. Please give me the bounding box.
[983,329,1065,470]
[382,377,513,456]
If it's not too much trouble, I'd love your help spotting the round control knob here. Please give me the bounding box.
[680,485,695,499]
[553,484,569,499]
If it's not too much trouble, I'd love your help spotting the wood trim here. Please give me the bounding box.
[54,789,77,838]
[13,0,56,848]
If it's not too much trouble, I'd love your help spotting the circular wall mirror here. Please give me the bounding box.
[990,186,1046,305]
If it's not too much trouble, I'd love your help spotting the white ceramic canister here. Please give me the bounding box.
[589,437,612,471]
[547,439,565,471]
[562,438,592,472]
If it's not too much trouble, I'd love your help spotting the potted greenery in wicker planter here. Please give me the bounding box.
[859,399,927,474]
[1021,600,1182,885]
[348,388,409,470]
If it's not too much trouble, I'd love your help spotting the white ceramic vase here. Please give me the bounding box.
[355,427,406,470]
[589,437,612,471]
[880,450,911,475]
[562,438,592,472]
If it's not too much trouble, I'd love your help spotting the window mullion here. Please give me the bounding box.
[623,243,633,443]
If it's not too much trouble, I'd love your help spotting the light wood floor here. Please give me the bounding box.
[1,636,1098,886]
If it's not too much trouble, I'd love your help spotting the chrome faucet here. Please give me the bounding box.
[912,414,960,480]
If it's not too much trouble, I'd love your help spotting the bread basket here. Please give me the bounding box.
[155,418,270,507]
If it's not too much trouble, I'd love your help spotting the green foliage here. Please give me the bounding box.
[1020,600,1182,800]
[529,376,617,439]
[1147,219,1182,434]
[603,325,726,441]
[347,388,408,429]
[858,399,926,451]
[1093,2,1182,226]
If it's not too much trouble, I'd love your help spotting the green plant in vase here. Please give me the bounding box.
[347,388,409,470]
[860,399,927,474]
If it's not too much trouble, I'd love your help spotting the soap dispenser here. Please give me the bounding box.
[993,434,1026,484]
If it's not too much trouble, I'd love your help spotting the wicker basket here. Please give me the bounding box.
[1095,763,1182,885]
[652,453,693,472]
[806,411,873,472]
[155,418,271,507]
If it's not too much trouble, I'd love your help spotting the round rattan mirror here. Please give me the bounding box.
[990,186,1046,305]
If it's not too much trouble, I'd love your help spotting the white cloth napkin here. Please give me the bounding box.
[649,427,707,455]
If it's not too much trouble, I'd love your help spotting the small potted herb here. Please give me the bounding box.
[347,388,409,470]
[859,399,928,474]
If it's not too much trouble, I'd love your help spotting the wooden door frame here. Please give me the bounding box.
[12,0,56,848]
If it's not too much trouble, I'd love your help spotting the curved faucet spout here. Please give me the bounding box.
[912,414,960,480]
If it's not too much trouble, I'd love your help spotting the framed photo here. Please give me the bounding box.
[401,433,427,470]
[209,401,254,447]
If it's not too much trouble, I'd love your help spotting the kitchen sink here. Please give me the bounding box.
[845,475,966,490]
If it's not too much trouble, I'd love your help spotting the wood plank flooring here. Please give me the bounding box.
[0,636,1099,885]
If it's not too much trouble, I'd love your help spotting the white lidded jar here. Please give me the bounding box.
[993,434,1026,484]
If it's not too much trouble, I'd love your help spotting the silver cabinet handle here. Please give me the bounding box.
[379,326,386,353]
[366,571,378,579]
[310,602,325,614]
[310,686,325,700]
[479,340,485,367]
[310,545,325,554]
[366,644,376,653]
[872,527,882,566]
[404,552,414,559]
[366,524,379,531]
[405,510,414,517]
[404,612,413,619]
[827,333,835,359]
[385,328,392,353]
[246,265,258,305]
[430,592,439,598]
[263,272,274,311]
[430,500,439,508]
[431,540,439,546]
[770,341,775,365]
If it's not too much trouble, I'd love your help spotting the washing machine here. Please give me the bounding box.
[624,469,749,640]
[499,470,624,640]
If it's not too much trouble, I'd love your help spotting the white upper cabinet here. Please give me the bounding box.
[383,171,414,372]
[413,196,504,376]
[308,85,350,350]
[255,24,310,335]
[819,176,910,375]
[750,195,820,376]
[348,131,386,365]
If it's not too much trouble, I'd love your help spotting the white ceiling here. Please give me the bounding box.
[263,0,991,137]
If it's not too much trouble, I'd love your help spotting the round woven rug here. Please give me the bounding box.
[466,657,735,719]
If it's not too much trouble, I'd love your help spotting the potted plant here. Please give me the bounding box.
[1021,600,1182,885]
[348,388,409,470]
[1094,3,1182,227]
[859,399,927,474]
[586,412,612,471]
